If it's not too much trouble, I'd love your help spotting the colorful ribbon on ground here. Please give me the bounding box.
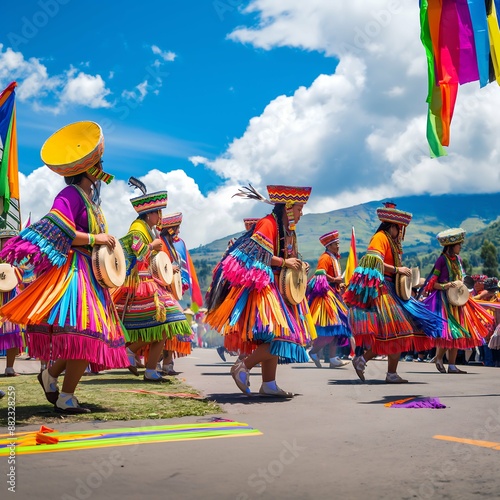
[0,420,262,455]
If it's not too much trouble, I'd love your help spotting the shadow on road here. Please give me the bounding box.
[207,392,294,405]
[358,395,425,405]
[328,379,428,385]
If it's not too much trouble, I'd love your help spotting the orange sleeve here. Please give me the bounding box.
[367,232,394,267]
[316,253,334,275]
[251,215,278,255]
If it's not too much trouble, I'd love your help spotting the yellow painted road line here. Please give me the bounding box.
[434,435,500,450]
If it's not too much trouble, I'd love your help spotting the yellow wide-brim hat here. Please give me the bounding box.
[41,121,105,177]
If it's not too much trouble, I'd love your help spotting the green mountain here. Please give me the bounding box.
[190,193,500,292]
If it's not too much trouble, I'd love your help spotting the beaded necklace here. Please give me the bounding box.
[284,230,297,258]
[272,212,298,258]
[444,253,464,281]
[74,185,107,234]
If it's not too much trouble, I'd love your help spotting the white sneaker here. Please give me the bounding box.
[55,394,90,414]
[259,384,294,398]
[385,372,408,384]
[329,357,349,368]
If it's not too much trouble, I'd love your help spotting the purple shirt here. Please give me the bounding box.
[434,254,463,283]
[51,186,89,233]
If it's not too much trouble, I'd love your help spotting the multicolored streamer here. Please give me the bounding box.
[420,0,500,157]
[0,421,262,456]
[0,81,19,216]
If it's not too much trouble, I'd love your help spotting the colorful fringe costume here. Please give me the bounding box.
[206,213,316,363]
[0,283,24,353]
[307,251,351,349]
[344,231,440,355]
[422,254,493,349]
[158,212,195,301]
[113,218,192,352]
[0,186,129,371]
[489,324,500,349]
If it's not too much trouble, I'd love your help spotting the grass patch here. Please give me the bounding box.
[0,370,222,426]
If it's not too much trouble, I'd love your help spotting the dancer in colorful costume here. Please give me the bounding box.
[0,230,24,376]
[114,181,191,382]
[307,230,351,368]
[157,212,197,374]
[215,217,261,363]
[206,185,316,398]
[161,212,203,309]
[0,121,128,413]
[344,203,440,383]
[422,228,494,374]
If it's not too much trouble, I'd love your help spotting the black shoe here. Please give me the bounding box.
[128,365,140,376]
[216,346,227,362]
[37,370,59,404]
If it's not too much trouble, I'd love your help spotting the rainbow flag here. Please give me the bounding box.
[0,82,19,216]
[420,1,500,157]
[344,226,358,286]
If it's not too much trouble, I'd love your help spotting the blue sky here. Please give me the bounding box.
[3,0,334,193]
[2,1,500,247]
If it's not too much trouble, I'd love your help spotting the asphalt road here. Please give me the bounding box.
[1,350,499,500]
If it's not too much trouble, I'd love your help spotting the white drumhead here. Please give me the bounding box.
[170,271,183,300]
[0,263,19,292]
[92,243,126,288]
[447,281,469,306]
[151,251,173,285]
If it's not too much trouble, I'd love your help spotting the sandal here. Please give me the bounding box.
[435,360,446,373]
[230,359,251,395]
[448,366,467,374]
[352,356,366,381]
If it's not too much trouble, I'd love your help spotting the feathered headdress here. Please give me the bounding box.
[128,176,147,195]
[128,177,167,215]
[232,184,273,204]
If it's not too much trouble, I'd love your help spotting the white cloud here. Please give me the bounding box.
[20,167,268,248]
[0,44,112,112]
[151,45,176,62]
[193,0,500,214]
[121,79,149,102]
[60,71,111,108]
[0,45,60,101]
